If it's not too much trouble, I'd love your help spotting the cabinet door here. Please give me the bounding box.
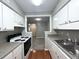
[22,17,25,27]
[50,41,59,59]
[49,41,57,59]
[12,45,22,59]
[53,4,68,29]
[48,39,71,59]
[20,16,24,26]
[69,0,79,22]
[2,4,14,30]
[59,4,68,25]
[52,42,71,59]
[13,12,18,26]
[18,15,23,26]
[13,12,24,27]
[53,14,60,29]
[0,2,2,31]
[3,52,13,59]
[56,48,71,59]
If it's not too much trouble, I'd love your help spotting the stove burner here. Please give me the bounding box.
[15,39,21,41]
[21,37,28,38]
[15,39,25,42]
[21,40,25,41]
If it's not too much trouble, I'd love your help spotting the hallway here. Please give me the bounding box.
[27,17,50,50]
[28,50,52,59]
[32,37,45,50]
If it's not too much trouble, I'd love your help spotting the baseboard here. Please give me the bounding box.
[44,49,49,51]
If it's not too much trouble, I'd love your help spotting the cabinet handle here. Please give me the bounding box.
[69,20,72,23]
[3,28,6,30]
[15,57,16,59]
[59,21,68,25]
[69,20,79,23]
[65,21,68,24]
[5,28,6,30]
[57,56,60,59]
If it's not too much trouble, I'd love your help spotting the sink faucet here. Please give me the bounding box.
[66,32,72,42]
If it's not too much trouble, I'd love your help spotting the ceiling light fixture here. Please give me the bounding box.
[31,0,43,6]
[35,18,42,21]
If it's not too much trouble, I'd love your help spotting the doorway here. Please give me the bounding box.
[27,16,50,50]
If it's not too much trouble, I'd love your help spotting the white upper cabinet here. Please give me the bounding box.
[14,12,24,27]
[0,2,25,31]
[60,0,79,29]
[53,0,79,29]
[0,2,2,31]
[69,0,79,22]
[2,3,14,30]
[53,14,59,29]
[59,4,68,25]
[1,3,24,31]
[53,4,68,29]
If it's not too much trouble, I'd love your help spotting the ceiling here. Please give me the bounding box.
[15,0,59,15]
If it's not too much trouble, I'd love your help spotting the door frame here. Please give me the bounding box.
[25,15,52,32]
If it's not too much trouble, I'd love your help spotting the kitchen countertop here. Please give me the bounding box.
[47,35,76,59]
[54,41,76,59]
[0,42,22,59]
[76,46,79,50]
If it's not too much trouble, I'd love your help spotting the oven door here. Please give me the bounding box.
[24,37,31,56]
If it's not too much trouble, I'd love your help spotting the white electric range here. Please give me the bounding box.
[9,35,31,56]
[10,36,30,43]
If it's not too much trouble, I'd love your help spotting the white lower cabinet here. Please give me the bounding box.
[3,45,24,59]
[45,39,71,59]
[3,52,13,59]
[12,45,22,59]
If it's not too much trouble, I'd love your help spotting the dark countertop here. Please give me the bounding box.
[0,42,22,59]
[47,35,76,59]
[76,46,79,50]
[55,40,76,55]
[54,40,76,59]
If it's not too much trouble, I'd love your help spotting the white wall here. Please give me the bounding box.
[0,0,24,16]
[0,27,24,42]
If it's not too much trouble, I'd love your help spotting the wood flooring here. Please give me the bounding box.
[28,50,52,59]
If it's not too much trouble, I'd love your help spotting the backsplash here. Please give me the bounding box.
[55,30,79,42]
[0,27,24,42]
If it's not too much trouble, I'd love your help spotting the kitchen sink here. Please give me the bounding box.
[55,40,76,55]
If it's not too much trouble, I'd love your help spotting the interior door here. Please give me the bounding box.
[30,24,37,37]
